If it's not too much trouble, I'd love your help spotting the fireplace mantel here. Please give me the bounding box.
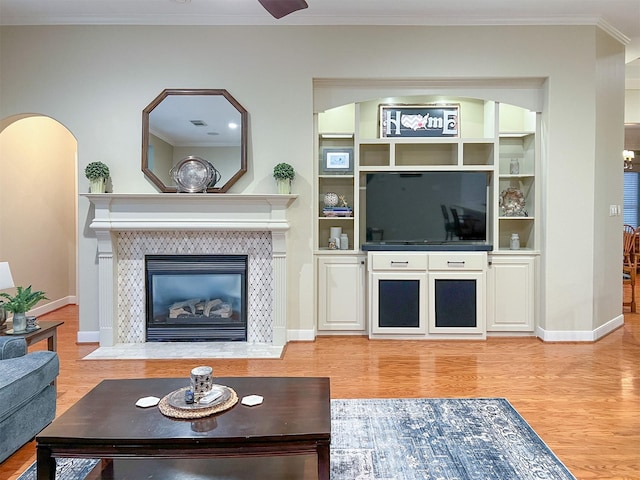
[83,193,298,232]
[82,193,298,347]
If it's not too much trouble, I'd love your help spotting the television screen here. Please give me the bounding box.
[365,172,488,245]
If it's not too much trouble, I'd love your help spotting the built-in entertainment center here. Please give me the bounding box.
[314,95,539,339]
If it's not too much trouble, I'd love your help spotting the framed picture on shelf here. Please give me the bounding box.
[321,148,353,174]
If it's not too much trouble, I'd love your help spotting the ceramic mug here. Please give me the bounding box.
[190,366,213,402]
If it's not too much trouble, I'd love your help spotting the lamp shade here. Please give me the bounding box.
[0,262,15,290]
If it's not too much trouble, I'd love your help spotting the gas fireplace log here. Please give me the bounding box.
[168,299,201,318]
[203,299,222,316]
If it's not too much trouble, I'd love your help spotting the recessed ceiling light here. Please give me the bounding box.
[228,122,238,129]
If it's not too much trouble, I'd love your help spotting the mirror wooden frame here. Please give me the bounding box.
[142,89,248,193]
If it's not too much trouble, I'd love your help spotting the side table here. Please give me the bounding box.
[0,320,64,352]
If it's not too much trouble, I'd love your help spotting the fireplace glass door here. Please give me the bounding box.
[145,255,247,342]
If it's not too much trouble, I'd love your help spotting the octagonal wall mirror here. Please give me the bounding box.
[142,89,248,193]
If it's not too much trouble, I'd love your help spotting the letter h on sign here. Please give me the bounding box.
[384,110,402,136]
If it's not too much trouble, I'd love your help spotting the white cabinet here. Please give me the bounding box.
[368,253,428,336]
[427,253,486,338]
[487,254,536,331]
[368,252,487,339]
[317,255,366,332]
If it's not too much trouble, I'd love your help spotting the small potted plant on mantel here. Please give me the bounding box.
[85,161,110,193]
[273,162,295,194]
[0,285,48,333]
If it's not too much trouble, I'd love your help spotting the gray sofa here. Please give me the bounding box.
[0,336,59,463]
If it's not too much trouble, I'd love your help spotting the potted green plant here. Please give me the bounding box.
[273,162,295,194]
[85,161,110,193]
[0,285,48,333]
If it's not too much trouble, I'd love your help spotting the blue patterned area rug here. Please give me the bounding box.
[18,398,574,480]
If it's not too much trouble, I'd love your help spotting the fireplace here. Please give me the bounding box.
[82,193,297,348]
[145,255,248,342]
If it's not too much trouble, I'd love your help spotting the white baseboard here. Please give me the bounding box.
[287,329,316,341]
[77,331,100,343]
[536,315,624,342]
[77,317,626,346]
[29,296,76,317]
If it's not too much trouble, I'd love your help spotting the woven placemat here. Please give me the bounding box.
[158,386,238,419]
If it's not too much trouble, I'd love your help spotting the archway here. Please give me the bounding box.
[0,114,78,312]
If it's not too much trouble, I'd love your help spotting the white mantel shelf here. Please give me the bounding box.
[82,193,298,232]
[81,193,298,348]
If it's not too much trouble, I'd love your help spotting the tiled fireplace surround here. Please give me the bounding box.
[84,194,297,349]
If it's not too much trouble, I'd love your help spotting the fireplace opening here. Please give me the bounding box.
[145,255,248,342]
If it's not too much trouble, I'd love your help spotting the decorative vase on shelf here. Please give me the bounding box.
[12,312,27,333]
[509,158,520,175]
[90,178,106,193]
[276,178,291,194]
[510,233,521,250]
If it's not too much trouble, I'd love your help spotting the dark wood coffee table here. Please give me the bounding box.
[36,377,331,480]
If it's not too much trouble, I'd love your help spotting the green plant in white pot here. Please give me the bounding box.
[273,162,295,194]
[85,161,110,193]
[0,285,48,333]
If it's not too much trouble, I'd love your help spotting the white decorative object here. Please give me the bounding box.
[241,395,264,407]
[198,386,225,404]
[510,233,520,250]
[324,192,339,207]
[136,396,160,408]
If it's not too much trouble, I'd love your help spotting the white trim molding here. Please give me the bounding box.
[536,315,624,342]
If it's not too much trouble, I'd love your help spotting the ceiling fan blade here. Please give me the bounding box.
[257,0,308,19]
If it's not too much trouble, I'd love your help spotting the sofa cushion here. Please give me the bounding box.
[0,337,27,360]
[0,351,59,423]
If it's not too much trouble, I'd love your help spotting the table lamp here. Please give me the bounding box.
[0,262,15,332]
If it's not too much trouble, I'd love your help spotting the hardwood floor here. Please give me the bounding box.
[1,305,639,479]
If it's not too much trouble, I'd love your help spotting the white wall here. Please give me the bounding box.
[0,24,625,339]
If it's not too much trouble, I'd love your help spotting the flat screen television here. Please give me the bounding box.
[364,171,489,245]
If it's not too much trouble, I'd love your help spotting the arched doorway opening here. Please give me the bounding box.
[0,114,78,314]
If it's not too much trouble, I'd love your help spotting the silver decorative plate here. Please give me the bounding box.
[170,156,214,193]
[165,385,232,411]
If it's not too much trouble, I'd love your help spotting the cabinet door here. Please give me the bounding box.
[487,255,535,331]
[369,271,428,336]
[317,256,366,331]
[427,270,486,336]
